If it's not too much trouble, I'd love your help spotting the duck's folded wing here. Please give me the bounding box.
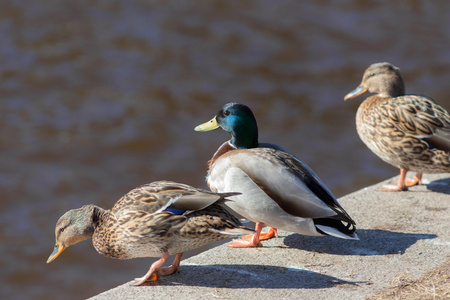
[427,128,450,152]
[117,210,186,241]
[224,149,354,223]
[391,96,450,143]
[113,181,239,215]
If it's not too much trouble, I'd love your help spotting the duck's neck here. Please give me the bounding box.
[91,205,107,229]
[381,76,405,98]
[89,205,122,258]
[229,125,258,149]
[80,204,107,234]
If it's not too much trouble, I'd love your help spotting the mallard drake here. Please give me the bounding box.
[194,102,358,248]
[46,180,253,286]
[344,62,450,191]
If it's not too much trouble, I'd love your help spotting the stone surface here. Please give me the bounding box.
[90,173,450,300]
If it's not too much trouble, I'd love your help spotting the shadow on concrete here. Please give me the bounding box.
[426,177,450,194]
[138,264,363,289]
[283,229,436,256]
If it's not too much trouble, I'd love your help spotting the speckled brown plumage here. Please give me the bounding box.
[47,181,253,285]
[345,62,450,191]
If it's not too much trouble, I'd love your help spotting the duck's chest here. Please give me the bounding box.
[207,156,232,193]
[355,97,389,132]
[206,149,256,194]
[206,142,237,192]
[356,98,393,145]
[92,214,163,260]
[355,97,408,164]
[92,219,128,259]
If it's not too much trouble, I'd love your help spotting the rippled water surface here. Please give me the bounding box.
[2,1,450,299]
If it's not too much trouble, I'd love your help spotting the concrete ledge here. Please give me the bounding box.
[90,173,450,299]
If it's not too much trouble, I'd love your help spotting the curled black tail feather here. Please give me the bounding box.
[313,218,357,237]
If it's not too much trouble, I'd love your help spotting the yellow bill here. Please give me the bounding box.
[46,242,66,263]
[194,116,219,132]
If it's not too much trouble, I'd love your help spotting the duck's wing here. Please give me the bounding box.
[391,95,450,151]
[119,210,186,234]
[112,181,239,215]
[220,148,355,224]
[114,210,187,253]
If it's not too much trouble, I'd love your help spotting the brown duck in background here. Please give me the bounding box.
[46,181,253,286]
[345,62,450,191]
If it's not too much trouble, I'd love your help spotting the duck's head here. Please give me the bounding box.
[344,62,405,100]
[46,205,97,263]
[195,102,258,149]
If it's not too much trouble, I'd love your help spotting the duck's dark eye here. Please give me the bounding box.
[369,72,375,77]
[223,110,230,116]
[60,228,65,233]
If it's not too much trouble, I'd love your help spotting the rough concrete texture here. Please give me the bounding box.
[90,173,450,300]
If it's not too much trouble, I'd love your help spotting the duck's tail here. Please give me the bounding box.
[313,218,359,240]
[211,227,255,236]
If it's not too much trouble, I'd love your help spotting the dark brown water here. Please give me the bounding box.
[2,1,450,299]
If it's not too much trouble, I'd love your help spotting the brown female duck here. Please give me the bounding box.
[345,62,450,191]
[47,181,253,285]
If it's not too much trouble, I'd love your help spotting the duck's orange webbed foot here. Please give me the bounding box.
[404,173,422,187]
[378,169,422,192]
[227,236,263,248]
[259,227,278,240]
[133,269,161,286]
[159,253,182,276]
[132,252,174,286]
[378,184,408,192]
[239,226,278,240]
[227,223,277,248]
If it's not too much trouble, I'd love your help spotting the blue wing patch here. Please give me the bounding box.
[165,207,186,215]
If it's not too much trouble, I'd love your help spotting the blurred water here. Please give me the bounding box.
[2,1,450,299]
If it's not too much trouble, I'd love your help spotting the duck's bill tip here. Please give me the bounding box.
[344,85,368,101]
[46,243,66,264]
[194,117,219,132]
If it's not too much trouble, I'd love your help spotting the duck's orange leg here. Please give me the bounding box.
[133,252,184,286]
[259,227,278,240]
[379,169,409,191]
[133,251,170,286]
[228,223,277,248]
[379,170,423,192]
[160,253,183,276]
[405,173,422,187]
